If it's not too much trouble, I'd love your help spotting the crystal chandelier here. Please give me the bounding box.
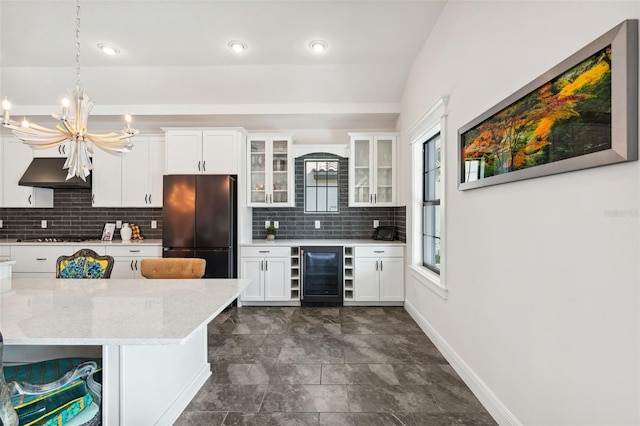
[1,0,138,181]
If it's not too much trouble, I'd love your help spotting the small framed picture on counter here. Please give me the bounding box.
[101,223,115,241]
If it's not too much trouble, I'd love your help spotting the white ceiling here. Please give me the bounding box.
[0,0,446,132]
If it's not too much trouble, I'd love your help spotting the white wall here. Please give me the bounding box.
[398,2,640,425]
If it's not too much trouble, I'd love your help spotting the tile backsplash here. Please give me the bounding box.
[0,153,406,242]
[252,154,406,241]
[0,189,163,240]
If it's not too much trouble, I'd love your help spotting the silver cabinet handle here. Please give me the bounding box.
[131,260,134,270]
[92,194,95,204]
[380,261,383,271]
[259,250,270,253]
[265,260,268,271]
[374,250,384,253]
[36,257,47,261]
[28,194,32,205]
[148,194,151,204]
[197,160,201,171]
[370,194,372,203]
[375,260,378,271]
[374,194,377,203]
[129,249,141,253]
[260,260,263,271]
[202,161,206,172]
[135,260,139,270]
[145,194,148,204]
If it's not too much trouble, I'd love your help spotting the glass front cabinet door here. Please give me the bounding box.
[348,133,397,207]
[247,135,294,207]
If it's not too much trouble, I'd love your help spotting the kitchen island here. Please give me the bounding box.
[0,276,249,425]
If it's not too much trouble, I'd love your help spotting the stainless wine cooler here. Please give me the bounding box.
[300,246,343,306]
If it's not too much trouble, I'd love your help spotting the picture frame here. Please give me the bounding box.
[101,223,115,241]
[458,19,638,190]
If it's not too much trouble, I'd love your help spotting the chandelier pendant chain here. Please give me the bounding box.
[76,0,81,89]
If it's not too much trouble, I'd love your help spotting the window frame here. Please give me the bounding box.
[407,97,448,299]
[303,158,340,213]
[422,133,441,274]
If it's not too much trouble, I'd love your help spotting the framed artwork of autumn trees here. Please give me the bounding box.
[459,19,638,190]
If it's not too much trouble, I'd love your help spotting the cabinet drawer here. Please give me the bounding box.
[241,246,290,258]
[105,245,162,257]
[11,245,62,273]
[355,246,404,258]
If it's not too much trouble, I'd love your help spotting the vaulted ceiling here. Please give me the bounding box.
[0,0,446,131]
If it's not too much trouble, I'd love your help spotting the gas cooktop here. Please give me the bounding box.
[16,236,96,243]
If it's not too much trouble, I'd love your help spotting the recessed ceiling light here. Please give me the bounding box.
[97,43,120,56]
[309,40,328,53]
[228,40,248,53]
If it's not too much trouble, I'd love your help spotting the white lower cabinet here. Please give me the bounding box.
[354,245,404,302]
[105,245,162,279]
[240,246,291,302]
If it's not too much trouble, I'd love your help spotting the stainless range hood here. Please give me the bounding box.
[19,158,92,189]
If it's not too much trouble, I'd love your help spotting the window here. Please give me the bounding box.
[304,159,339,213]
[423,133,441,273]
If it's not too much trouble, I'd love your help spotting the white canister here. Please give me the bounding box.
[120,223,132,241]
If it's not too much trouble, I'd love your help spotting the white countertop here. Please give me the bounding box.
[0,239,162,246]
[0,277,249,346]
[245,239,406,247]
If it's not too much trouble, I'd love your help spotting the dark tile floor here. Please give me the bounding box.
[175,306,497,426]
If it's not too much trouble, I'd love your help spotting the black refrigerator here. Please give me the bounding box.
[162,175,237,278]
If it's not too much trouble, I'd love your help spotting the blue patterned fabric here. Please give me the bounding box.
[59,258,109,279]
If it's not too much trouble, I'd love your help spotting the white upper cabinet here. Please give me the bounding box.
[348,133,397,207]
[122,136,164,207]
[165,129,242,175]
[92,135,164,207]
[247,135,294,207]
[2,137,53,208]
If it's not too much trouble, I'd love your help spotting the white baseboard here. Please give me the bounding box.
[156,363,212,426]
[404,300,521,426]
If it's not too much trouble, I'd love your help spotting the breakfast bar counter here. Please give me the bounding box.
[0,277,250,425]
